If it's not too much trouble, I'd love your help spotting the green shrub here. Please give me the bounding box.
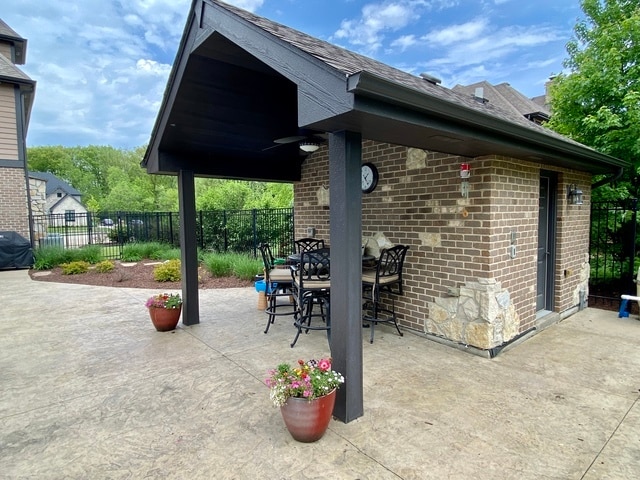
[60,261,90,275]
[95,260,115,273]
[122,242,174,262]
[202,252,234,277]
[76,245,102,264]
[153,259,181,282]
[33,246,66,270]
[33,245,103,270]
[231,254,263,281]
[201,252,262,280]
[121,243,144,261]
[140,242,171,260]
[157,248,182,261]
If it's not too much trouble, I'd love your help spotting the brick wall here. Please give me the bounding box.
[555,171,592,313]
[293,140,592,349]
[0,166,30,239]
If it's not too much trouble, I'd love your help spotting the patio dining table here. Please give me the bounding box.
[287,251,376,265]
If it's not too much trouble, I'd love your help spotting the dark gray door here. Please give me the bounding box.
[536,173,556,311]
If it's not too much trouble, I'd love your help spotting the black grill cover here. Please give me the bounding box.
[0,231,34,269]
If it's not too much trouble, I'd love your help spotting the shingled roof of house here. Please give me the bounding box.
[144,0,626,177]
[213,0,587,149]
[0,18,26,65]
[453,81,550,123]
[29,172,82,197]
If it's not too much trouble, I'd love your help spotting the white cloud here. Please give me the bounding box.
[136,59,172,76]
[390,34,418,51]
[224,0,265,11]
[423,18,488,45]
[2,0,193,147]
[334,1,421,53]
[444,26,558,66]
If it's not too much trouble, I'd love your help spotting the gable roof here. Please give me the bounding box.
[144,0,627,178]
[29,172,81,196]
[49,193,85,212]
[0,18,26,65]
[452,81,550,123]
[0,19,35,131]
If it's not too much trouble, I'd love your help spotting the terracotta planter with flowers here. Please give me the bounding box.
[266,358,344,442]
[145,293,183,331]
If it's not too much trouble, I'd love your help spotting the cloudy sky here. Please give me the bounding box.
[3,0,583,149]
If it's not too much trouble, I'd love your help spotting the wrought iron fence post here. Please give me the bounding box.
[630,198,638,295]
[252,209,258,256]
[223,210,228,252]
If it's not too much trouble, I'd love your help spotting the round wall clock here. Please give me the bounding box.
[361,162,379,193]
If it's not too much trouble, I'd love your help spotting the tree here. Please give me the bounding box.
[547,0,640,198]
[28,144,292,212]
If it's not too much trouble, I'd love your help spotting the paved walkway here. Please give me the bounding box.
[1,269,639,479]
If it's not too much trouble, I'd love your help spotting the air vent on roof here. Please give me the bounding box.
[420,73,442,85]
[473,87,488,104]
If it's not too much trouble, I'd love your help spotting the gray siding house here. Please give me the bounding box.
[0,19,35,241]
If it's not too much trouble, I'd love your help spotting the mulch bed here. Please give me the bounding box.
[29,260,253,289]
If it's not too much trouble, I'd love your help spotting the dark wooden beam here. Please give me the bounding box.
[329,130,364,423]
[178,169,200,326]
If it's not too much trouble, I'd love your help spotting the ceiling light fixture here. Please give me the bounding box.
[299,141,320,153]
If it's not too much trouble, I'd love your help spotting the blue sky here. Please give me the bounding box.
[2,0,584,149]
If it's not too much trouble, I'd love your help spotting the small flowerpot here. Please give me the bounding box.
[279,388,336,442]
[148,306,181,331]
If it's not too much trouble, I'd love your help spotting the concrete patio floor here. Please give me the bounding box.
[1,268,640,479]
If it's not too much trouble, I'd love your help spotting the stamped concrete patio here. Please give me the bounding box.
[1,269,639,479]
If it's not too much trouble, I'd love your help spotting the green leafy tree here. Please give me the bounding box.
[28,145,290,212]
[245,182,293,208]
[27,146,75,181]
[196,180,252,211]
[547,0,640,199]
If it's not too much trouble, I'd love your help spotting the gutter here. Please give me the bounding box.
[347,71,627,172]
[592,166,625,190]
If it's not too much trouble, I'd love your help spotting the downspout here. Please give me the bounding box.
[17,87,36,248]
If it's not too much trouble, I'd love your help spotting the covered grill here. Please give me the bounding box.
[0,231,33,269]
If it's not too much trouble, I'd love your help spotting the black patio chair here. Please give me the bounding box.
[258,243,296,334]
[290,247,331,347]
[294,237,325,254]
[361,244,410,343]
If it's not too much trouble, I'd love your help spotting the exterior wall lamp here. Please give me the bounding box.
[567,184,584,205]
[460,162,470,198]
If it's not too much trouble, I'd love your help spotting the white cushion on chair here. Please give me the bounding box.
[362,271,399,285]
[269,268,293,282]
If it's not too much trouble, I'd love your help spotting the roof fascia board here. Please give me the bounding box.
[201,0,353,125]
[0,75,35,87]
[349,96,585,166]
[155,150,301,181]
[348,71,627,170]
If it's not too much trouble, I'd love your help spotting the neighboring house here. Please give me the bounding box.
[452,80,550,124]
[0,19,36,242]
[28,171,88,228]
[143,0,628,421]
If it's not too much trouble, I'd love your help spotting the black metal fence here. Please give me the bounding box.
[589,198,638,309]
[31,208,295,260]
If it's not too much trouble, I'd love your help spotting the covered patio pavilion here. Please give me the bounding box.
[142,0,626,423]
[1,270,640,478]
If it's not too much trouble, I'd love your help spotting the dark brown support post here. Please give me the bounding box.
[178,169,200,325]
[329,130,364,422]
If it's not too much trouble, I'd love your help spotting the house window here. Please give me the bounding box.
[65,210,76,222]
[57,192,62,198]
